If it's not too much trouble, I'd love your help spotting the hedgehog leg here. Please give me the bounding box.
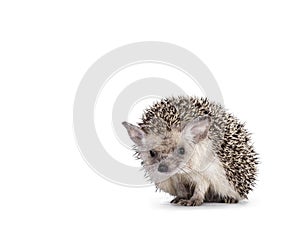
[177,181,209,206]
[170,182,193,204]
[204,187,219,202]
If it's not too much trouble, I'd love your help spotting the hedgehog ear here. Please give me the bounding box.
[182,116,211,143]
[122,121,146,146]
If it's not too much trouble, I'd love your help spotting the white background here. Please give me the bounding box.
[1,1,299,224]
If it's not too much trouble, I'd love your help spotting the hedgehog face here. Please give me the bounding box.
[122,116,211,183]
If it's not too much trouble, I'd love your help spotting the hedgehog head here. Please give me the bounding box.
[122,116,211,183]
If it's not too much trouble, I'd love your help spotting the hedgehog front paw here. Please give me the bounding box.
[177,198,203,206]
[170,197,182,204]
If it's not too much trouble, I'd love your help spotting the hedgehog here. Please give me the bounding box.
[122,96,258,206]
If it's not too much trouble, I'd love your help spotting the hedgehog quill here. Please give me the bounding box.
[122,96,258,206]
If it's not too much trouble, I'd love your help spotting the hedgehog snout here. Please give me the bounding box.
[158,163,168,173]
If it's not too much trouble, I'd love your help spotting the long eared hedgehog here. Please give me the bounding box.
[122,96,258,206]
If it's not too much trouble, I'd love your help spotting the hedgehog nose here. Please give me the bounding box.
[158,163,168,173]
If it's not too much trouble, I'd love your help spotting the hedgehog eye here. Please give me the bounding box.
[149,150,157,158]
[177,147,185,155]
